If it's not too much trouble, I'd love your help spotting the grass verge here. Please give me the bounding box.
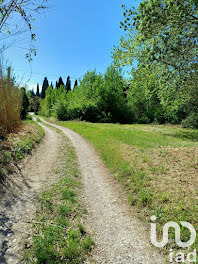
[45,119,198,261]
[25,127,94,264]
[0,120,44,184]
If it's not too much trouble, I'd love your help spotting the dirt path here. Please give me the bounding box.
[41,118,165,264]
[0,118,165,264]
[0,119,63,264]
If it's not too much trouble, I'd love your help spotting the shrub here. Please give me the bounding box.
[182,113,198,129]
[53,100,68,120]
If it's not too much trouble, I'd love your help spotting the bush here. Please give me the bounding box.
[53,100,68,120]
[182,113,198,129]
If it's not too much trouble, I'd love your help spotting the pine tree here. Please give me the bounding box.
[56,81,58,89]
[41,77,49,99]
[66,76,71,93]
[74,79,78,89]
[36,83,40,97]
[50,81,54,89]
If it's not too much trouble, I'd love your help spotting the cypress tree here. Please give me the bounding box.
[57,77,64,88]
[74,79,78,89]
[50,81,54,89]
[56,81,58,89]
[36,83,40,97]
[41,77,49,98]
[66,76,71,93]
[20,88,29,119]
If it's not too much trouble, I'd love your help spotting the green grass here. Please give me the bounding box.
[0,120,44,183]
[45,120,198,261]
[25,129,94,264]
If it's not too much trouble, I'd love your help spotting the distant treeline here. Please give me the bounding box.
[36,67,131,123]
[33,64,196,127]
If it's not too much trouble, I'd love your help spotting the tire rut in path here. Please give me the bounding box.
[42,119,165,264]
[0,120,62,264]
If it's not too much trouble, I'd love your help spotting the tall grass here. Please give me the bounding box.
[0,67,21,136]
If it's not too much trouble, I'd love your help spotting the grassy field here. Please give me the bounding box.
[25,127,93,264]
[0,119,44,185]
[46,119,198,257]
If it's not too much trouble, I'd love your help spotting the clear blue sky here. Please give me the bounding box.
[4,0,140,91]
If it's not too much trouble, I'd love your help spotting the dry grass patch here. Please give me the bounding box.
[120,143,198,250]
[121,144,198,203]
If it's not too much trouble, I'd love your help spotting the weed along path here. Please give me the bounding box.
[42,118,165,264]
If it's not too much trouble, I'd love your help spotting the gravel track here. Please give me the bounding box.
[42,118,165,264]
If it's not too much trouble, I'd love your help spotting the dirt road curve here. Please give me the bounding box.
[0,118,165,264]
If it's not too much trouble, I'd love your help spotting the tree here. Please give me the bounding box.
[57,77,64,88]
[73,79,78,89]
[127,64,165,124]
[36,83,40,97]
[119,1,198,72]
[112,0,198,126]
[50,81,54,89]
[20,87,29,119]
[0,0,48,61]
[41,77,49,99]
[34,97,40,115]
[66,76,71,93]
[27,89,35,111]
[56,81,58,89]
[101,66,131,123]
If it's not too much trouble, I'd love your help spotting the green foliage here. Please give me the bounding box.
[119,0,198,72]
[34,96,40,115]
[40,67,132,123]
[102,66,132,123]
[182,113,198,129]
[112,0,198,128]
[127,64,164,124]
[20,88,30,120]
